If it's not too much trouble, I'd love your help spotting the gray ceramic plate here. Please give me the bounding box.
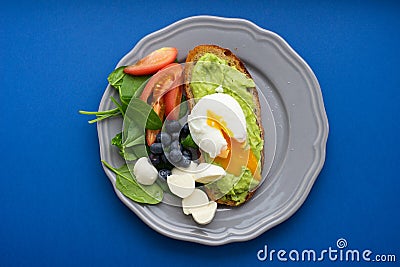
[97,16,329,245]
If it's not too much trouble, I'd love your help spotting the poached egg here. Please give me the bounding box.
[188,92,260,179]
[188,93,247,158]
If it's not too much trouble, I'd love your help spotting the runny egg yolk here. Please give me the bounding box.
[206,110,261,181]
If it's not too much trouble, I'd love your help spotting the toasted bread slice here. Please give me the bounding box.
[184,45,264,206]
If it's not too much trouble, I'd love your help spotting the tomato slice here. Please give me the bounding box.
[164,86,182,120]
[146,99,165,146]
[140,63,183,102]
[141,63,183,144]
[124,47,178,76]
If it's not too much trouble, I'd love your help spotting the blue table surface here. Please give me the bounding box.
[1,1,399,266]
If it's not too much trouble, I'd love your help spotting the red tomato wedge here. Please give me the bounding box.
[146,99,165,146]
[164,86,182,120]
[124,47,178,76]
[140,63,183,102]
[142,63,183,145]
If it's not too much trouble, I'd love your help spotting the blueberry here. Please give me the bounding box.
[170,140,181,151]
[158,169,172,180]
[160,132,171,146]
[170,132,180,141]
[179,156,191,168]
[180,123,190,136]
[188,147,200,160]
[149,143,163,154]
[182,149,192,160]
[149,153,160,166]
[165,120,181,133]
[160,153,168,163]
[155,133,162,143]
[169,149,182,163]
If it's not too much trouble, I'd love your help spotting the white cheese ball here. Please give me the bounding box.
[171,161,198,176]
[191,201,218,225]
[182,189,209,215]
[182,189,218,225]
[194,163,226,184]
[167,174,195,198]
[133,157,158,185]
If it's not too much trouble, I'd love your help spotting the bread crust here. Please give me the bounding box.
[184,45,264,206]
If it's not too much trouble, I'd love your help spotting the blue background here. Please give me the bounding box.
[1,1,399,266]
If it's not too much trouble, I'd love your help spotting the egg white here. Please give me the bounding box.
[188,93,247,158]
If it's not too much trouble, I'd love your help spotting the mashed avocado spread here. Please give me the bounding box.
[190,53,264,205]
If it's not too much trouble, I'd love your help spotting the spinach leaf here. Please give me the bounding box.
[80,69,151,124]
[79,108,121,124]
[120,75,150,105]
[107,66,126,90]
[133,77,151,98]
[122,100,148,161]
[181,134,198,149]
[122,118,143,147]
[102,161,163,204]
[111,131,147,161]
[120,98,162,162]
[107,66,150,104]
[124,98,162,130]
[110,96,126,116]
[111,132,130,159]
[111,132,123,149]
[123,135,145,148]
[122,144,147,161]
[178,97,188,119]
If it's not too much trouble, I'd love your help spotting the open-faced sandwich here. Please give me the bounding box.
[184,45,264,206]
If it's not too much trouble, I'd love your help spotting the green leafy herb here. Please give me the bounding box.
[107,66,126,89]
[111,129,147,161]
[181,134,198,149]
[78,108,121,124]
[133,77,150,99]
[120,75,150,105]
[111,132,134,159]
[178,97,188,119]
[79,67,151,124]
[107,66,150,105]
[110,96,126,115]
[123,133,145,148]
[81,66,169,205]
[122,121,144,147]
[111,132,123,149]
[122,144,148,161]
[120,98,162,161]
[124,98,162,130]
[102,161,163,204]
